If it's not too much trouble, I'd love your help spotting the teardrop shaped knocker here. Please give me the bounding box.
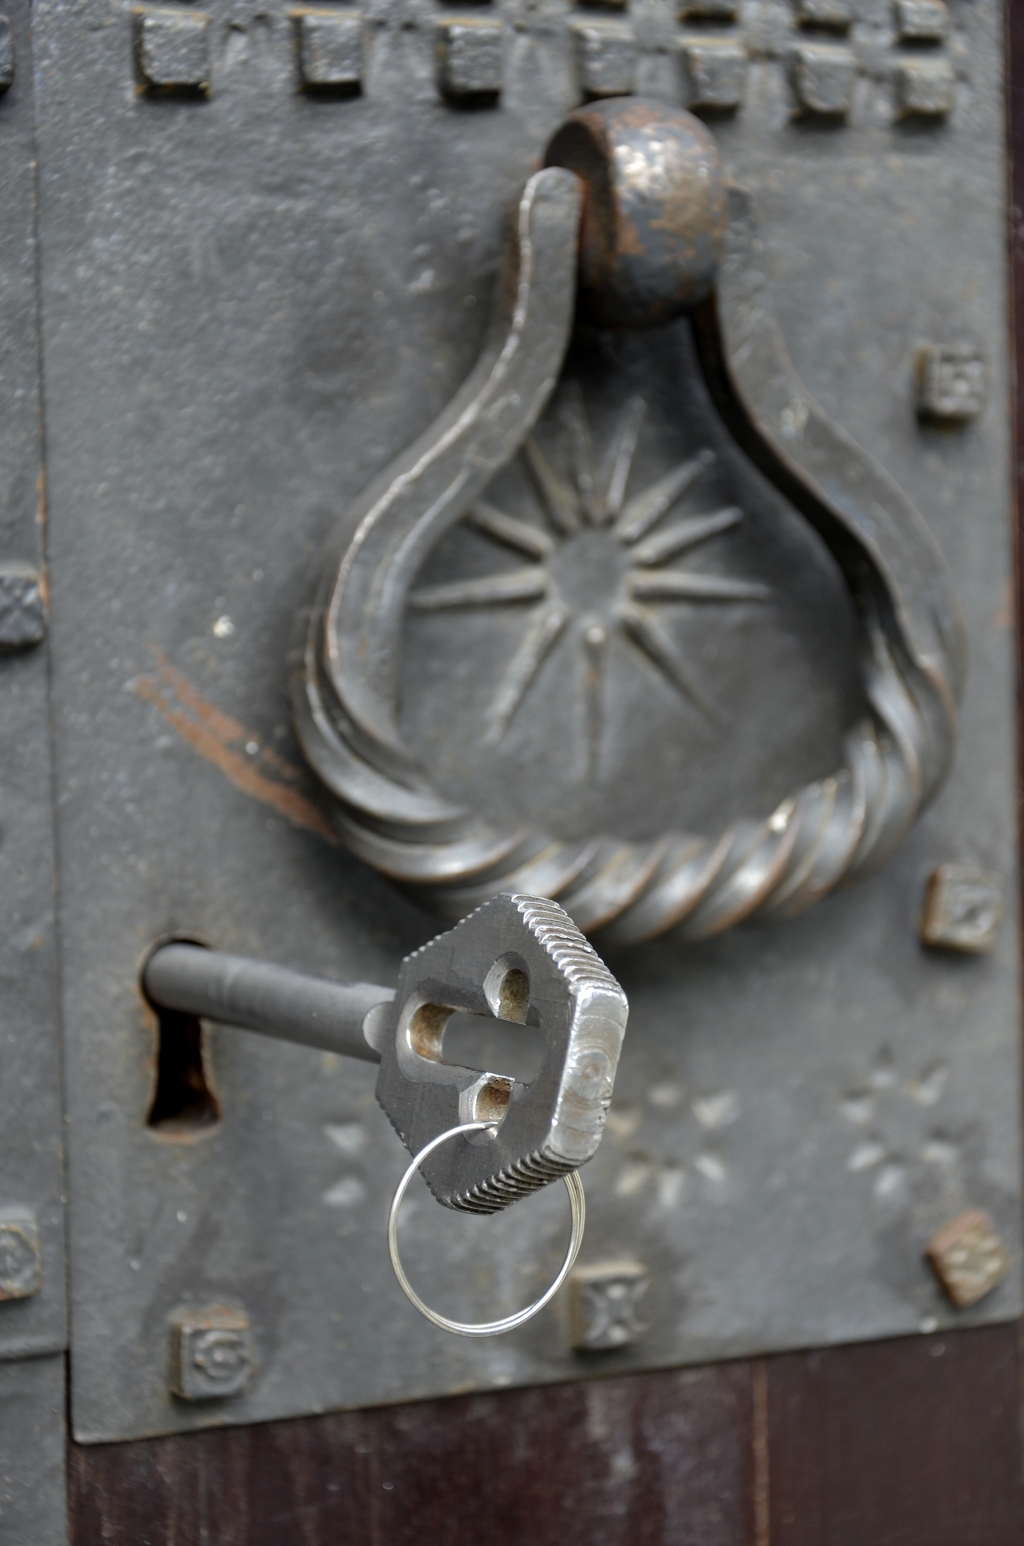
[295,99,965,946]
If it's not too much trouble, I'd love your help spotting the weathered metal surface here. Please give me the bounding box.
[0,1356,68,1545]
[31,0,1019,1444]
[168,1304,253,1401]
[0,0,66,1371]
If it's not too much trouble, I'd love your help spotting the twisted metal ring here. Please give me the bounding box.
[387,1120,586,1337]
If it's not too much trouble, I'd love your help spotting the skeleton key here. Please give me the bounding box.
[143,893,629,1213]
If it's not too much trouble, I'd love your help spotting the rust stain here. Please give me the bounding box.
[132,660,337,845]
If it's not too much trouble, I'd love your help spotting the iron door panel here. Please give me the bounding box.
[30,0,1021,1441]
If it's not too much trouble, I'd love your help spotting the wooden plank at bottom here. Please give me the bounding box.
[68,1363,756,1546]
[767,1323,1023,1546]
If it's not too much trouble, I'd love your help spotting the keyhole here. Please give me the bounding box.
[147,1006,220,1133]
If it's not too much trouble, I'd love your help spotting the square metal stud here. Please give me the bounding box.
[573,19,636,99]
[896,55,955,117]
[570,1262,650,1350]
[682,39,747,109]
[926,1209,1010,1308]
[894,0,949,42]
[170,1305,252,1400]
[0,565,46,650]
[679,0,738,17]
[436,17,503,99]
[917,343,986,421]
[0,15,13,90]
[135,8,211,92]
[293,9,363,91]
[920,863,1002,954]
[0,1213,42,1301]
[795,0,851,30]
[793,44,855,115]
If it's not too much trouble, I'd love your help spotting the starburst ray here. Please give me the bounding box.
[523,437,580,536]
[630,571,768,603]
[562,386,600,524]
[618,601,719,721]
[581,617,609,777]
[602,397,646,521]
[632,506,743,568]
[615,449,716,543]
[410,568,549,609]
[467,501,555,560]
[485,602,568,744]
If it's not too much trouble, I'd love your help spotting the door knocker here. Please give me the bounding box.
[295,98,965,945]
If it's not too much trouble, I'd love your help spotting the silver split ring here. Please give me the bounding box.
[387,1120,586,1337]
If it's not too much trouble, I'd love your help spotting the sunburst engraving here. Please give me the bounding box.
[409,391,768,772]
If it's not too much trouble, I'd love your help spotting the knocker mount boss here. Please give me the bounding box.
[33,0,1017,1443]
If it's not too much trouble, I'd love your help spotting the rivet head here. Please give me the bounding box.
[679,0,738,17]
[897,57,955,119]
[0,1214,41,1301]
[570,19,636,101]
[792,44,856,117]
[0,15,14,91]
[135,8,211,93]
[569,1260,650,1350]
[895,0,950,43]
[795,0,851,31]
[681,40,748,111]
[170,1305,251,1400]
[926,1209,1009,1308]
[920,864,1002,954]
[0,565,46,650]
[436,18,503,102]
[917,344,986,422]
[293,9,363,92]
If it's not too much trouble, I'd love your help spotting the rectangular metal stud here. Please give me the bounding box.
[294,9,363,92]
[436,17,502,99]
[135,8,211,91]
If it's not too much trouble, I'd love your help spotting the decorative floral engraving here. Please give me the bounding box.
[840,1046,958,1207]
[605,1082,741,1207]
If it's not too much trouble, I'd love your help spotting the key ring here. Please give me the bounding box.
[387,1121,586,1337]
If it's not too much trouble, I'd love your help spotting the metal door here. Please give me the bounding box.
[0,0,1021,1537]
